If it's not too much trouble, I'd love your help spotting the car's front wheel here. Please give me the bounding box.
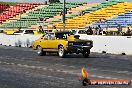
[37,46,46,56]
[58,46,66,58]
[82,50,90,58]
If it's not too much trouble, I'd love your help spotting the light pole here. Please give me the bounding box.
[19,12,22,28]
[63,0,66,31]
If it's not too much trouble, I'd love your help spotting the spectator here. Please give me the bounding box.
[60,11,63,16]
[115,23,122,35]
[80,11,85,16]
[86,26,93,35]
[93,27,97,35]
[44,1,47,5]
[53,26,58,33]
[125,27,131,36]
[17,27,21,32]
[96,25,102,35]
[15,27,21,33]
[38,26,44,34]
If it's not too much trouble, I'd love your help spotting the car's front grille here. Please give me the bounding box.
[73,42,86,46]
[68,41,92,46]
[69,42,87,46]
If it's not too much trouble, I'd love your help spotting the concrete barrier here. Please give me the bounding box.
[0,34,132,55]
[79,35,132,55]
[0,34,42,47]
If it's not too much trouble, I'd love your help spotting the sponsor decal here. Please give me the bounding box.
[79,67,131,86]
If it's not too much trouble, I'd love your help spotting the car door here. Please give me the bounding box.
[46,33,58,51]
[39,34,48,49]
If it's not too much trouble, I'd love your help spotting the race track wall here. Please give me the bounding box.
[0,34,132,55]
[80,35,132,55]
[0,34,42,47]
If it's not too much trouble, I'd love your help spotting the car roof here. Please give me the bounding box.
[55,31,71,34]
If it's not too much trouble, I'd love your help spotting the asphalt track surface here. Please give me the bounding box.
[0,45,132,88]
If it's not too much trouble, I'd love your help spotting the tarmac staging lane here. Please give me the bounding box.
[0,46,132,88]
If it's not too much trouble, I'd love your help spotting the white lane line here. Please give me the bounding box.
[10,63,15,65]
[89,68,132,75]
[33,73,77,82]
[23,64,29,67]
[61,65,67,67]
[36,66,41,69]
[117,71,128,73]
[90,75,119,80]
[90,75,96,77]
[112,78,118,80]
[54,64,59,65]
[30,66,36,69]
[54,63,76,68]
[47,75,65,80]
[0,61,131,81]
[0,62,76,82]
[0,61,77,82]
[17,64,23,67]
[0,59,92,72]
[97,76,105,78]
[49,68,54,71]
[56,70,61,72]
[6,63,10,65]
[107,70,132,75]
[105,76,113,79]
[69,66,76,68]
[116,71,132,75]
[61,70,69,74]
[2,62,7,64]
[42,67,47,70]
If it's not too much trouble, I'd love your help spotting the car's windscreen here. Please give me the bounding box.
[55,32,73,39]
[15,30,24,33]
[49,33,55,39]
[43,33,55,40]
[78,30,87,34]
[25,30,34,34]
[71,30,76,34]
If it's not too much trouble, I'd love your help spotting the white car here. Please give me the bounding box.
[14,29,34,35]
[73,30,88,35]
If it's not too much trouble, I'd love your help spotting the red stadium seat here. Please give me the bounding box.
[0,3,41,23]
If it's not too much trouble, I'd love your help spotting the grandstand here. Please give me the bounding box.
[48,0,122,29]
[1,2,85,28]
[52,1,132,29]
[91,11,132,28]
[0,3,41,24]
[0,0,132,31]
[0,4,10,13]
[47,3,98,29]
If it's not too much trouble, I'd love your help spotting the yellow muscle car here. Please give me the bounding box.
[32,31,93,58]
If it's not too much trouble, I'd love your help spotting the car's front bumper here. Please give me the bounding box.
[67,45,92,53]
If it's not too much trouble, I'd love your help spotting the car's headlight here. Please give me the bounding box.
[69,42,73,46]
[86,42,91,45]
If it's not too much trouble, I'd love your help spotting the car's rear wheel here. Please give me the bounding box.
[37,46,46,56]
[58,46,66,58]
[82,50,90,58]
